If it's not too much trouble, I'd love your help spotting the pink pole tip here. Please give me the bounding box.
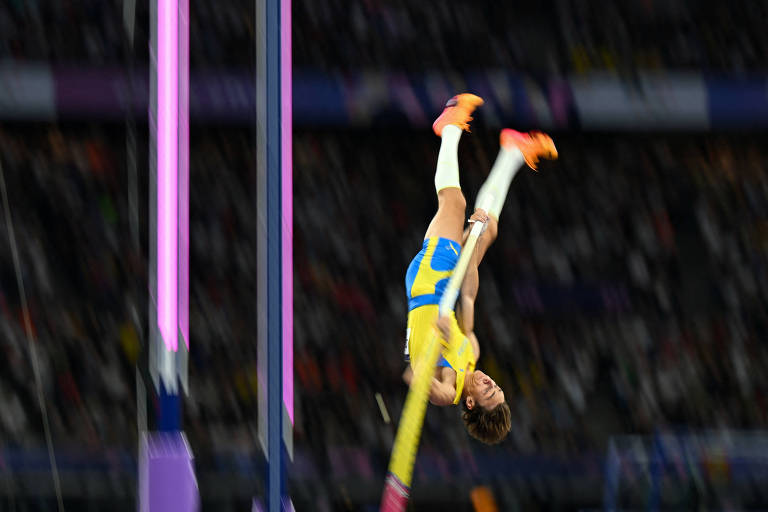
[380,474,410,512]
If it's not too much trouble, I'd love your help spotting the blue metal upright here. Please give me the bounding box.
[256,0,288,509]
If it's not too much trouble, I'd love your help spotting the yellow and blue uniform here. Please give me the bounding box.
[404,237,476,405]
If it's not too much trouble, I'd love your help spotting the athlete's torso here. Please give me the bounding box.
[404,237,476,405]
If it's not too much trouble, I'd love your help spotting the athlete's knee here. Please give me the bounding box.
[437,188,466,214]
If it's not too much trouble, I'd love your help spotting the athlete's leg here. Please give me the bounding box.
[456,130,557,334]
[471,144,521,263]
[423,94,484,244]
[472,129,558,263]
[423,123,466,243]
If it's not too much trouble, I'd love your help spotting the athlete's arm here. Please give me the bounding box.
[453,240,481,360]
[456,264,481,361]
[461,208,497,267]
[457,264,478,334]
[402,366,455,406]
[458,213,490,333]
[457,209,496,361]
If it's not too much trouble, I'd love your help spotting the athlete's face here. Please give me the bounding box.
[466,370,505,411]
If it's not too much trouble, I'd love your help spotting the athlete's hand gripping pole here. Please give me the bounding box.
[380,195,494,512]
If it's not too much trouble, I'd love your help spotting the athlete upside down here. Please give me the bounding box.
[401,93,557,445]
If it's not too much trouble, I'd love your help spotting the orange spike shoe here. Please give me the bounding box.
[500,129,558,171]
[432,93,485,137]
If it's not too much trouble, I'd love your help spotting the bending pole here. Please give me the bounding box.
[380,195,494,511]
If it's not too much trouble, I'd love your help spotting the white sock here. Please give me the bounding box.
[475,146,525,220]
[434,124,462,193]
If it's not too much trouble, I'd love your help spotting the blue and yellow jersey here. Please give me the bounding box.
[405,237,461,310]
[404,237,476,405]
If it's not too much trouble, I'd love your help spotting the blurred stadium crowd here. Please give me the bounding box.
[2,0,767,72]
[0,125,260,458]
[2,0,768,508]
[292,130,768,470]
[295,0,768,73]
[2,124,768,507]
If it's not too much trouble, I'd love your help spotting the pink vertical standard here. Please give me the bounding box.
[281,0,294,424]
[157,0,179,351]
[178,0,189,349]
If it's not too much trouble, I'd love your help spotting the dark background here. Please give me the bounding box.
[1,1,768,510]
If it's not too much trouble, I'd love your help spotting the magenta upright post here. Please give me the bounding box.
[142,0,197,509]
[280,0,294,456]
